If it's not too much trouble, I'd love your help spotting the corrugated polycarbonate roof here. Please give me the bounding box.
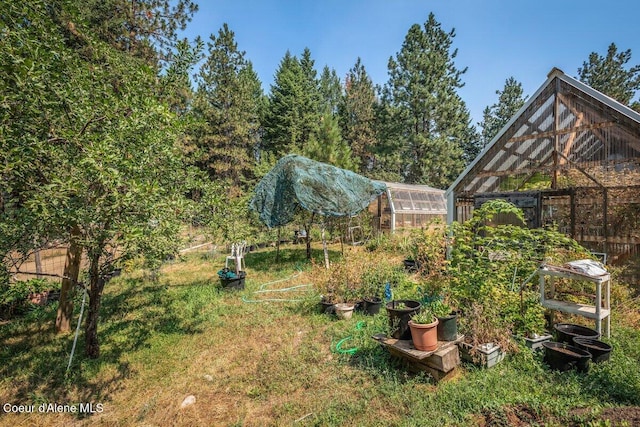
[385,182,447,215]
[449,69,640,197]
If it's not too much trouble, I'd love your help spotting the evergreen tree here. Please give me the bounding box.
[339,58,378,175]
[578,43,640,111]
[319,66,342,115]
[479,77,527,148]
[298,48,322,150]
[263,49,321,157]
[304,112,356,171]
[384,13,476,188]
[192,24,263,193]
[76,0,198,66]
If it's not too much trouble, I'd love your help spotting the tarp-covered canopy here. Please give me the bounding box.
[250,154,387,228]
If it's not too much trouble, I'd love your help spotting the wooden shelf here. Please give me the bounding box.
[538,264,611,338]
[541,299,610,320]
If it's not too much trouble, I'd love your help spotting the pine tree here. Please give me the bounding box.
[76,0,198,66]
[578,43,640,111]
[263,49,322,157]
[192,24,263,192]
[319,66,342,114]
[304,113,356,171]
[384,13,476,188]
[479,77,527,148]
[339,58,377,174]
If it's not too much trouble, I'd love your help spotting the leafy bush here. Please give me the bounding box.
[0,278,60,319]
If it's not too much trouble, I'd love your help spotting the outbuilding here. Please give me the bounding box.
[446,68,640,265]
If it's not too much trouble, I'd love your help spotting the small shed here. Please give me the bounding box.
[446,68,640,264]
[371,182,447,232]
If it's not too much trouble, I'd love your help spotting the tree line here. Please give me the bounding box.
[1,0,639,358]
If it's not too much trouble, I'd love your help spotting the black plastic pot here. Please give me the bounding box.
[319,299,335,314]
[403,259,418,272]
[220,271,246,290]
[363,297,382,316]
[386,299,421,339]
[573,337,613,363]
[436,312,458,341]
[553,323,599,344]
[543,341,592,372]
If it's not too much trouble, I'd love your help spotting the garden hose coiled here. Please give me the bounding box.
[333,321,366,355]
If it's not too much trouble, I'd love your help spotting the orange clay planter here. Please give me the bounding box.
[408,318,439,351]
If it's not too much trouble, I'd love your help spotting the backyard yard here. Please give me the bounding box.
[1,235,639,426]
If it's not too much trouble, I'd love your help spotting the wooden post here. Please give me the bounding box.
[276,227,281,263]
[321,221,329,269]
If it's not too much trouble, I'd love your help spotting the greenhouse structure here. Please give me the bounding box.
[446,68,640,265]
[371,182,447,232]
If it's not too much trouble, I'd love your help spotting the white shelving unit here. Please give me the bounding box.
[539,264,611,338]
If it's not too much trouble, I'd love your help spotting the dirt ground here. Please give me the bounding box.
[474,404,640,426]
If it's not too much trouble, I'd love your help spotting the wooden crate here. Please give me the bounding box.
[372,334,464,381]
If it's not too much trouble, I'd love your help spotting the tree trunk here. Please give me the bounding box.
[84,252,105,359]
[305,213,315,260]
[55,227,82,333]
[34,246,43,279]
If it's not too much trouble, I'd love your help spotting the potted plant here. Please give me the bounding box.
[385,299,422,339]
[458,302,512,367]
[314,258,360,317]
[428,299,458,342]
[359,262,404,316]
[408,309,439,351]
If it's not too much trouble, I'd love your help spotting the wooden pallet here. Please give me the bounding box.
[372,334,464,381]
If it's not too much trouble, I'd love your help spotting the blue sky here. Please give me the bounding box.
[178,0,640,126]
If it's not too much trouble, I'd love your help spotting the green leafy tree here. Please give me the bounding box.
[339,58,378,174]
[160,37,204,115]
[299,47,322,145]
[1,0,190,357]
[479,77,527,148]
[578,42,640,111]
[384,13,477,187]
[191,24,264,193]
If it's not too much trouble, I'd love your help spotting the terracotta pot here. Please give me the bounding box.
[408,318,439,351]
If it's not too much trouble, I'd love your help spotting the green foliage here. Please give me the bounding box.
[578,42,640,110]
[0,278,59,307]
[263,49,321,156]
[76,0,199,66]
[191,24,264,191]
[426,298,452,318]
[303,113,356,171]
[359,260,405,299]
[411,309,436,324]
[339,58,377,175]
[445,200,590,344]
[479,76,528,148]
[383,13,477,185]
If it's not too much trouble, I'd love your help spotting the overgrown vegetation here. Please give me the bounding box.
[1,245,638,426]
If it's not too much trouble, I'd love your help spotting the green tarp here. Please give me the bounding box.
[249,155,387,228]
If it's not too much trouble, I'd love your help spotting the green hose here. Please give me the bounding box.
[241,270,312,303]
[333,321,366,355]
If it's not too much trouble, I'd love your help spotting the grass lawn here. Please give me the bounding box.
[1,245,639,426]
